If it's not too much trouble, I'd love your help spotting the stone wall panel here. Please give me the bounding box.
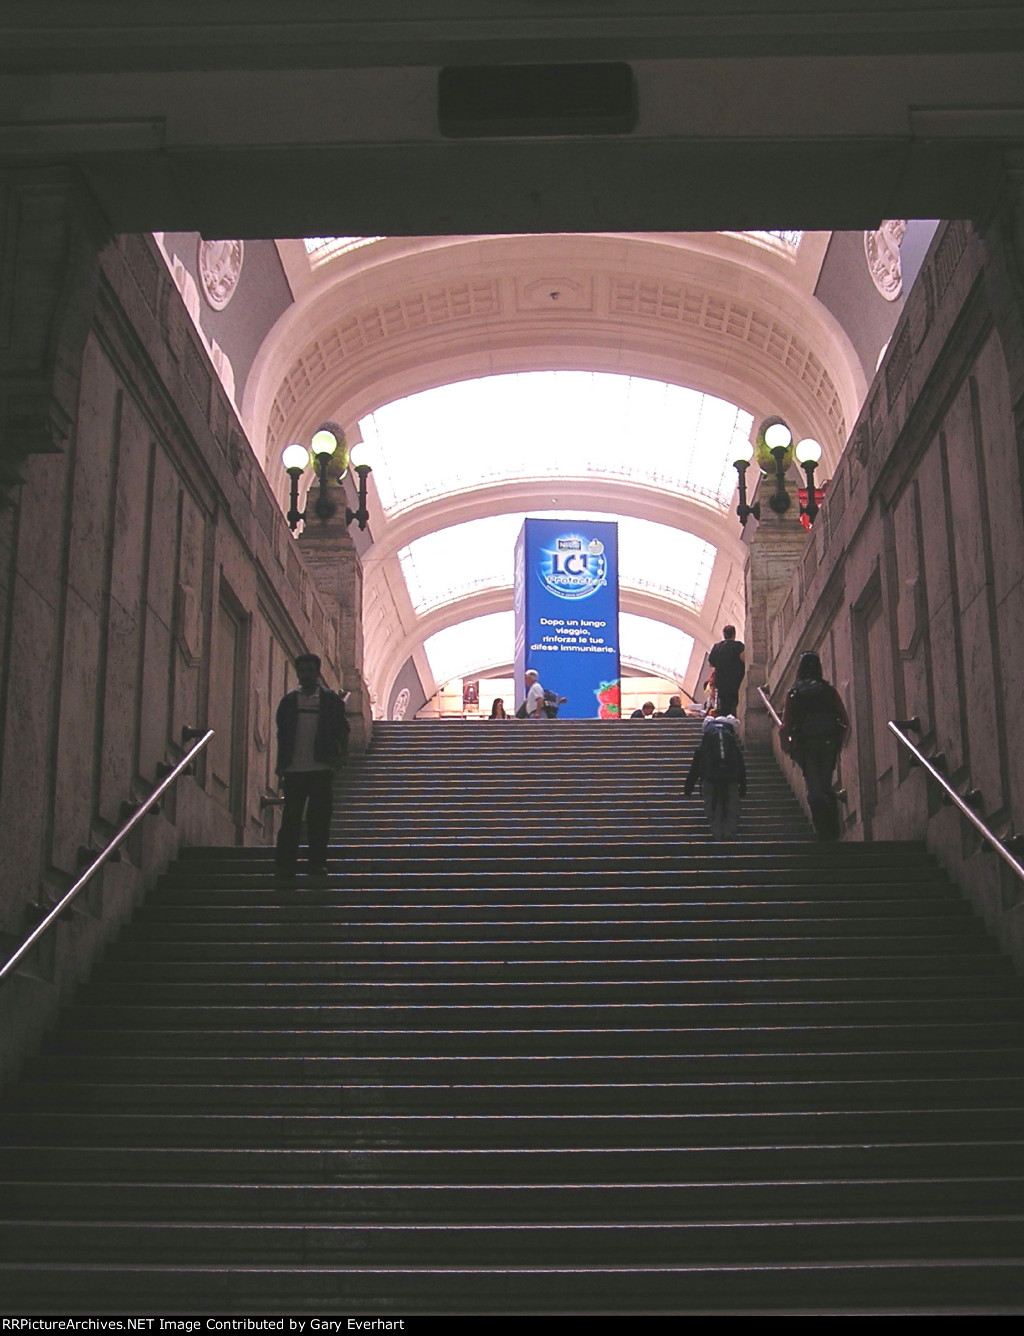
[0,218,347,1082]
[765,216,1024,966]
[0,580,57,931]
[99,600,143,823]
[52,585,101,873]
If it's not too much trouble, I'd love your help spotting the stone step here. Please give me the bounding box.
[24,1045,1024,1084]
[3,1258,1024,1314]
[3,1175,1022,1223]
[6,1139,1024,1184]
[73,974,1021,1006]
[13,1075,1024,1116]
[4,1216,1024,1267]
[41,1019,1024,1057]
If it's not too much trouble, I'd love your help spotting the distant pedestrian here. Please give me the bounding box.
[523,668,547,719]
[661,696,686,718]
[630,701,656,719]
[274,654,349,883]
[489,698,509,719]
[684,715,746,840]
[779,650,850,841]
[708,625,745,717]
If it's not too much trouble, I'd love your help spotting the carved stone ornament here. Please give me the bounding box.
[392,688,412,721]
[864,220,908,301]
[197,239,244,310]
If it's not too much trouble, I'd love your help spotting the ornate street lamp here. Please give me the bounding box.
[733,439,760,526]
[760,417,794,514]
[795,437,823,524]
[282,424,372,532]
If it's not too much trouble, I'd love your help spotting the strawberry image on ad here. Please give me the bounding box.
[595,680,621,719]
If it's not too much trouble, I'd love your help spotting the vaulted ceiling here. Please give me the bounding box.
[238,230,875,711]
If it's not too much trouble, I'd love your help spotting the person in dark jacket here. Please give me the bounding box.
[779,650,850,840]
[707,625,745,717]
[684,715,747,840]
[274,653,349,882]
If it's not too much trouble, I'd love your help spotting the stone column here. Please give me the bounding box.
[298,502,373,754]
[742,505,808,747]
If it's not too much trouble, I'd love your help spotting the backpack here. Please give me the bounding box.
[787,679,843,745]
[700,721,743,784]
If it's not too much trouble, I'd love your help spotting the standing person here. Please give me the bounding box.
[662,695,686,718]
[684,715,747,840]
[489,698,509,719]
[779,650,850,841]
[523,668,547,720]
[707,625,746,717]
[274,653,349,884]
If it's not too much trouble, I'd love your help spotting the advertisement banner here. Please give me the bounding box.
[514,517,621,720]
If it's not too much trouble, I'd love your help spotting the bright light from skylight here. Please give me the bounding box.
[304,237,384,265]
[398,512,715,616]
[358,372,753,516]
[425,612,515,686]
[620,614,695,684]
[423,608,696,688]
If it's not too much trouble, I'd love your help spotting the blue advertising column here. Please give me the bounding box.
[514,518,621,720]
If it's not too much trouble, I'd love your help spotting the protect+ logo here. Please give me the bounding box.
[539,534,607,601]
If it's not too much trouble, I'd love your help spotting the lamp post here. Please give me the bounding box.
[282,424,372,533]
[733,440,760,526]
[345,453,372,532]
[762,419,794,514]
[795,437,823,524]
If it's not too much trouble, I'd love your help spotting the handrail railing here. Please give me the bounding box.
[0,728,214,987]
[756,684,783,728]
[888,718,1024,886]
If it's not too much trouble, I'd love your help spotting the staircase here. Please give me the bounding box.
[3,719,1024,1313]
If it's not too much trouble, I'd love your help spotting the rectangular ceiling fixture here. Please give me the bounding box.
[438,63,637,137]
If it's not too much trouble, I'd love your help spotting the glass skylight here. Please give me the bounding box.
[620,614,695,684]
[398,512,716,616]
[424,612,515,687]
[304,237,384,265]
[750,230,803,248]
[358,372,753,516]
[423,609,696,689]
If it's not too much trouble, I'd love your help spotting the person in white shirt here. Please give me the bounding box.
[524,669,547,720]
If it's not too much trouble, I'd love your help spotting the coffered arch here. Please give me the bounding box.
[244,231,867,505]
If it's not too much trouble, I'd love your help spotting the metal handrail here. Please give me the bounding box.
[887,719,1024,886]
[756,684,783,728]
[0,728,214,987]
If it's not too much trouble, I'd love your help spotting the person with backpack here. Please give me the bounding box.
[779,650,850,841]
[684,714,747,840]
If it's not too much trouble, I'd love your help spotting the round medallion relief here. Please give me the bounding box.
[864,220,908,301]
[197,239,244,310]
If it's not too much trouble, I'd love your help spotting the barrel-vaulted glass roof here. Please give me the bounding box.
[423,610,696,688]
[358,372,753,516]
[397,512,716,617]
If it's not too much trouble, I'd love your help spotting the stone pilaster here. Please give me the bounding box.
[0,166,108,494]
[742,505,808,747]
[298,505,373,754]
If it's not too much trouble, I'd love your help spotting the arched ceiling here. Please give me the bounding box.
[243,232,865,487]
[240,230,872,713]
